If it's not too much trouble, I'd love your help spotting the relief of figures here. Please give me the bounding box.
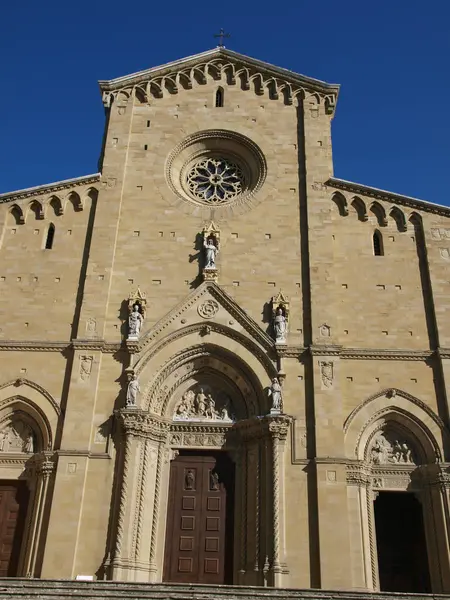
[370,431,416,465]
[174,387,234,422]
[0,419,36,454]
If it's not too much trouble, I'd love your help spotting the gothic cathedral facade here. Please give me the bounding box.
[0,48,449,593]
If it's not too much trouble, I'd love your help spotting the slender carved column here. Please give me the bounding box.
[254,441,261,582]
[149,441,164,575]
[114,433,132,559]
[24,457,55,577]
[268,415,291,587]
[271,432,281,578]
[366,484,380,590]
[238,444,248,583]
[133,438,150,560]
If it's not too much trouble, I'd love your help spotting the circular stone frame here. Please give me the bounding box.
[166,129,267,210]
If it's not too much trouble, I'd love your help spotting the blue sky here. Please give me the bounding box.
[1,1,449,204]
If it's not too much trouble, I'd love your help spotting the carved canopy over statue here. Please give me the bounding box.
[369,430,417,465]
[173,387,235,422]
[127,288,147,340]
[0,418,36,454]
[271,290,290,344]
[202,222,220,282]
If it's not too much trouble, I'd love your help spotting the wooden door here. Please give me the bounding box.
[163,452,234,584]
[0,482,29,576]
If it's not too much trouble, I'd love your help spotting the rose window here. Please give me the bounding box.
[186,158,245,204]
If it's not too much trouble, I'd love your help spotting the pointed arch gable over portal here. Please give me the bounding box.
[132,280,277,417]
[109,282,292,586]
[343,387,447,462]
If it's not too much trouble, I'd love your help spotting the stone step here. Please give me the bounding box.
[0,581,444,600]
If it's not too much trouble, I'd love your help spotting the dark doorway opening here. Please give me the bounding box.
[163,451,235,584]
[374,491,431,592]
[0,481,29,576]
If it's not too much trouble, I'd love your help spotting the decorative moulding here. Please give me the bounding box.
[0,174,100,205]
[99,47,339,113]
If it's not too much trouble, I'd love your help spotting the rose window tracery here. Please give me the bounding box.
[186,158,245,204]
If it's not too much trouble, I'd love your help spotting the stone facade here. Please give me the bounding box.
[0,47,449,592]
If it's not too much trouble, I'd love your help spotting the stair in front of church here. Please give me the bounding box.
[0,580,445,600]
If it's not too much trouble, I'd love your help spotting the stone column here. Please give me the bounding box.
[422,465,450,592]
[21,457,55,577]
[110,409,169,582]
[268,415,291,587]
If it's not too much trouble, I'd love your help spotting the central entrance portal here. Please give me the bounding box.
[163,451,235,584]
[374,491,431,592]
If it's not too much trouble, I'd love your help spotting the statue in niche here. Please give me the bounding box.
[370,432,415,465]
[128,304,144,338]
[210,471,219,491]
[185,469,195,490]
[126,372,140,408]
[273,306,287,344]
[173,388,234,422]
[204,236,219,269]
[268,378,282,414]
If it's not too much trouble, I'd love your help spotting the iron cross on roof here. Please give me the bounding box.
[214,28,230,48]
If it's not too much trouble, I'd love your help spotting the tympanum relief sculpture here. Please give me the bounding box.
[369,431,416,465]
[0,419,36,454]
[173,387,235,422]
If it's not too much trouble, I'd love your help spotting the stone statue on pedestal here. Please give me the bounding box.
[128,304,144,338]
[273,307,287,344]
[204,237,219,269]
[126,373,140,408]
[268,377,282,414]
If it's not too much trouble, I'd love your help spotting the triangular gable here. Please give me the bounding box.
[99,47,339,113]
[138,280,274,351]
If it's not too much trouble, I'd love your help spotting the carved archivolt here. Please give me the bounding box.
[139,342,271,417]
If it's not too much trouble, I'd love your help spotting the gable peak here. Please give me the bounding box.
[99,47,339,113]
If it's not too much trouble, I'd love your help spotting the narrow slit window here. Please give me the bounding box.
[215,87,224,108]
[373,230,384,256]
[45,223,55,249]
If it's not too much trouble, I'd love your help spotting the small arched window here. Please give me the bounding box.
[215,87,224,108]
[45,223,55,249]
[373,229,384,256]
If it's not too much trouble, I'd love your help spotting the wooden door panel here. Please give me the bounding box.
[163,453,234,584]
[0,482,29,577]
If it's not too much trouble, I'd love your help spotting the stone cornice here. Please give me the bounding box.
[0,339,438,362]
[99,48,339,113]
[0,173,100,204]
[56,450,111,459]
[340,348,431,361]
[328,177,450,218]
[0,340,122,353]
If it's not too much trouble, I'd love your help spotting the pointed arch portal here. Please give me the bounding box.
[108,338,292,586]
[344,389,450,593]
